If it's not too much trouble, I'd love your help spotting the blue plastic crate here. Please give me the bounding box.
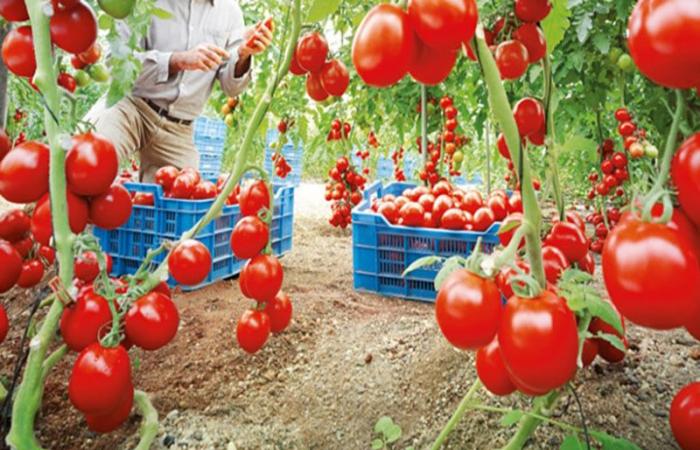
[194,117,227,145]
[352,181,501,302]
[264,143,303,187]
[94,183,295,291]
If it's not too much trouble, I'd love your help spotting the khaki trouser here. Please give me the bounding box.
[85,96,199,183]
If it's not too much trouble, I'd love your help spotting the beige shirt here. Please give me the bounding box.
[127,0,252,120]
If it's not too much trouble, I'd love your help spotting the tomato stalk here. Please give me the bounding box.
[7,0,75,445]
[133,390,158,450]
[473,31,546,290]
[429,379,482,450]
[641,90,686,221]
[501,391,561,450]
[542,56,564,221]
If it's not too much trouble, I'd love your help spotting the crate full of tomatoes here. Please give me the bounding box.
[94,166,295,291]
[353,180,518,302]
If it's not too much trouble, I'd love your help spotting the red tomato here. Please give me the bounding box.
[168,239,211,286]
[0,239,22,293]
[577,252,595,275]
[264,291,293,333]
[399,202,424,227]
[0,141,50,204]
[487,196,507,221]
[89,184,132,230]
[497,133,511,160]
[0,128,10,162]
[170,173,197,199]
[565,210,586,234]
[68,343,132,415]
[352,4,416,87]
[670,382,700,450]
[602,219,700,330]
[0,304,8,344]
[627,0,700,89]
[74,251,112,283]
[12,236,32,258]
[289,50,307,75]
[498,290,579,395]
[31,192,89,246]
[498,213,524,248]
[16,259,43,288]
[295,32,328,73]
[581,339,598,367]
[476,337,516,396]
[407,0,478,49]
[541,245,569,284]
[460,191,482,215]
[545,221,588,262]
[514,0,552,23]
[154,166,180,191]
[39,245,55,266]
[60,286,112,352]
[0,209,30,242]
[66,132,118,196]
[435,270,502,350]
[132,192,155,206]
[85,387,133,433]
[495,40,529,80]
[0,0,28,21]
[230,216,269,259]
[192,181,217,199]
[472,207,495,232]
[77,42,101,64]
[239,180,270,217]
[507,191,523,213]
[58,72,77,93]
[512,23,546,63]
[432,195,454,224]
[49,1,97,54]
[2,26,36,77]
[408,38,457,86]
[417,193,435,212]
[319,59,350,97]
[236,309,271,354]
[125,292,179,351]
[589,315,627,363]
[513,97,545,138]
[306,72,329,102]
[672,133,700,228]
[378,201,399,224]
[440,208,467,230]
[240,254,283,302]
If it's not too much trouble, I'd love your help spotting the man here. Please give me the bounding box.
[86,0,273,182]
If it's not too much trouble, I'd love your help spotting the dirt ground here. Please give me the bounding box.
[1,183,699,450]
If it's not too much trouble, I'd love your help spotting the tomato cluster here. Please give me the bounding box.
[153,166,221,200]
[220,97,239,128]
[352,1,476,87]
[367,131,379,148]
[289,31,349,102]
[271,153,291,179]
[371,180,510,231]
[229,179,292,353]
[391,148,407,182]
[326,118,352,142]
[325,156,367,229]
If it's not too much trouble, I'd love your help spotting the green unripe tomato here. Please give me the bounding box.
[453,150,464,164]
[74,70,91,87]
[224,113,234,127]
[617,54,635,73]
[98,0,135,19]
[88,63,110,82]
[609,47,622,65]
[644,143,659,158]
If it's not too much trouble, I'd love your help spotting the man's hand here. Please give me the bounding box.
[238,18,274,60]
[170,44,230,73]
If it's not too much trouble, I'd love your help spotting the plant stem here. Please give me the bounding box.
[543,57,564,221]
[501,391,561,450]
[134,390,159,450]
[430,379,482,450]
[474,32,546,290]
[7,0,72,445]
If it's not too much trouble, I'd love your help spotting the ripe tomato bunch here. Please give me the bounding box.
[391,148,407,181]
[64,277,178,433]
[220,97,239,128]
[326,118,351,142]
[611,107,657,159]
[70,42,110,87]
[271,153,291,179]
[371,180,512,231]
[229,179,292,353]
[289,31,350,102]
[154,166,221,200]
[277,118,294,135]
[471,0,551,81]
[0,131,132,244]
[1,0,99,79]
[325,156,367,229]
[367,131,379,148]
[352,1,477,87]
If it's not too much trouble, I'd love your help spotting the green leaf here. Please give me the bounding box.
[371,438,384,450]
[592,33,611,54]
[98,14,114,30]
[590,431,643,450]
[403,256,443,277]
[497,220,521,236]
[588,301,625,336]
[541,0,571,54]
[433,256,466,291]
[150,7,173,19]
[374,416,394,435]
[307,0,341,23]
[591,331,627,353]
[385,423,402,443]
[500,410,524,427]
[561,435,586,450]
